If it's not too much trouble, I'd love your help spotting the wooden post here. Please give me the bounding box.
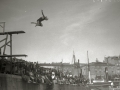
[10,34,12,61]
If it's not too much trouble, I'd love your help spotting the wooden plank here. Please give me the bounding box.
[0,54,27,57]
[0,31,25,35]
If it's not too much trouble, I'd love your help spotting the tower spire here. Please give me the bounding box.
[72,50,76,66]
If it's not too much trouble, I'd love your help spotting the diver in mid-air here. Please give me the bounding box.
[31,10,48,27]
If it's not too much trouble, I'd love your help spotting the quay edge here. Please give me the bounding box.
[0,73,89,90]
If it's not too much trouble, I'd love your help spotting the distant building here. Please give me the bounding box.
[81,61,115,79]
[39,62,86,76]
[104,56,120,76]
[104,56,120,65]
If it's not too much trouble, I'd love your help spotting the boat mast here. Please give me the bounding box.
[77,59,80,77]
[61,58,63,73]
[105,58,108,82]
[87,51,91,84]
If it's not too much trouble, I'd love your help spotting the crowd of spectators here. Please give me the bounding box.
[0,57,88,85]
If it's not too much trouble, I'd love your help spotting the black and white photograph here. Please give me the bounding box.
[0,0,120,90]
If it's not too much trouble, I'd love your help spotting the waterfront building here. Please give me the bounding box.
[81,61,115,79]
[104,56,120,77]
[39,62,86,77]
[104,56,120,65]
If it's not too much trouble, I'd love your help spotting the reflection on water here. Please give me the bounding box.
[89,86,109,90]
[46,84,54,90]
[40,84,90,90]
[40,84,110,90]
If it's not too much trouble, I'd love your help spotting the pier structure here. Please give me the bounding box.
[0,22,27,59]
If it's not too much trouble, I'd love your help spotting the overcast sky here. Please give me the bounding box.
[0,0,120,63]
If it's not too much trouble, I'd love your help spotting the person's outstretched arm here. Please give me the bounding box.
[41,10,45,18]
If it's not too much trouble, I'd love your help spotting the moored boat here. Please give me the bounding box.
[109,77,120,90]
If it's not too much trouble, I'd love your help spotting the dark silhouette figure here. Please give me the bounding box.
[31,10,48,27]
